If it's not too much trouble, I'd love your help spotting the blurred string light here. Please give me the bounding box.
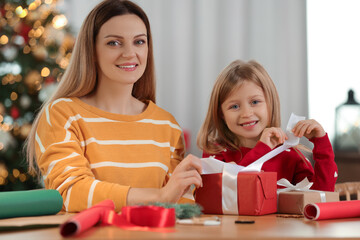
[15,6,28,18]
[52,14,67,29]
[0,35,9,45]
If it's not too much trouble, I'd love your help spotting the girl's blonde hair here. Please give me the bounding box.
[25,0,156,175]
[197,60,281,154]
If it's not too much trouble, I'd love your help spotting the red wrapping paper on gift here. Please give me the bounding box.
[304,200,360,220]
[195,171,277,215]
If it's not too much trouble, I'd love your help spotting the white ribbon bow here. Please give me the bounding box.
[200,113,305,215]
[277,177,313,193]
[277,177,327,202]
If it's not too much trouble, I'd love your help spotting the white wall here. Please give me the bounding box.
[60,0,307,155]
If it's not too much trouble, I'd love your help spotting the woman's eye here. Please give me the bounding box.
[135,39,146,45]
[107,40,120,46]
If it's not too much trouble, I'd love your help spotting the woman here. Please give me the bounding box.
[26,0,202,212]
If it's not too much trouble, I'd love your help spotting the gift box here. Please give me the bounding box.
[276,178,340,215]
[278,191,339,215]
[195,171,277,215]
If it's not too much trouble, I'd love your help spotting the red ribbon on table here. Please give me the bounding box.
[60,200,176,237]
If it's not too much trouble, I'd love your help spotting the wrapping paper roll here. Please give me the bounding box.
[304,200,360,220]
[60,199,115,237]
[0,189,63,219]
[60,200,176,237]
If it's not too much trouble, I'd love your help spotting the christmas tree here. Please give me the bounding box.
[0,0,74,191]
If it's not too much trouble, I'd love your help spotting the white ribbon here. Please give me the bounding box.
[242,113,305,171]
[277,177,327,202]
[200,113,305,215]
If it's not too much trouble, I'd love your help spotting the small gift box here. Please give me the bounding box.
[195,170,277,215]
[277,178,339,215]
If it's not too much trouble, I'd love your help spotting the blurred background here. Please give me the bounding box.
[1,0,359,190]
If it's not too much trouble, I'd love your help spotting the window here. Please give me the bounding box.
[307,0,360,143]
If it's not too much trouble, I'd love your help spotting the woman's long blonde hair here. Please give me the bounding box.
[25,0,156,175]
[197,60,281,154]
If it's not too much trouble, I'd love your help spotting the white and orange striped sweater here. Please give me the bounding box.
[35,97,186,212]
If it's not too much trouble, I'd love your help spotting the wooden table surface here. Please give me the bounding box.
[1,214,360,240]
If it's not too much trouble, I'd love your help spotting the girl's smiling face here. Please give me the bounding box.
[221,80,269,148]
[95,14,148,86]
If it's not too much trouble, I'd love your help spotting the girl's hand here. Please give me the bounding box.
[292,119,325,139]
[160,154,202,203]
[260,127,288,149]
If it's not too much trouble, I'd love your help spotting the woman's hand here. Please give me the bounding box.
[159,154,202,203]
[126,154,202,205]
[260,127,288,149]
[292,119,325,139]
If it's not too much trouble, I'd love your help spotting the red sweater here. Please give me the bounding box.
[203,134,337,191]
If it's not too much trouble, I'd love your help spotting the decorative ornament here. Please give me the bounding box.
[20,95,31,109]
[10,106,20,120]
[1,45,18,61]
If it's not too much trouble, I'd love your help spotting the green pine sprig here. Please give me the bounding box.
[143,202,203,219]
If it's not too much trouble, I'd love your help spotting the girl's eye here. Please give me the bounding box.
[135,39,146,45]
[107,40,120,46]
[230,104,239,110]
[251,100,260,105]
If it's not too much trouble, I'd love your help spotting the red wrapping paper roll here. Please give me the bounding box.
[304,200,360,220]
[60,199,115,237]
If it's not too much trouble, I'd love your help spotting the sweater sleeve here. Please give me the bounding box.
[169,131,185,175]
[309,134,337,191]
[35,102,129,212]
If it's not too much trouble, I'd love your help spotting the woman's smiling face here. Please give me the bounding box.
[95,14,148,86]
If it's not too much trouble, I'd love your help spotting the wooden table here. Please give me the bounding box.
[1,214,360,239]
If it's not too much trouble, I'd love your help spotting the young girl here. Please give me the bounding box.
[197,59,337,191]
[25,0,202,213]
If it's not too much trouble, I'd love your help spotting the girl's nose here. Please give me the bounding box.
[241,105,253,117]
